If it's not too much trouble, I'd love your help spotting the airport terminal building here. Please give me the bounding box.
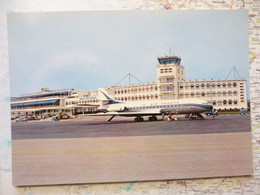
[10,55,248,118]
[105,55,247,109]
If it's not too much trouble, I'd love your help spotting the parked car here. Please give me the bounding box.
[52,116,59,121]
[27,116,36,120]
[240,109,248,115]
[15,117,27,122]
[60,115,69,119]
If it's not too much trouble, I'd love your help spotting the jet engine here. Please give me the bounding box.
[107,106,128,112]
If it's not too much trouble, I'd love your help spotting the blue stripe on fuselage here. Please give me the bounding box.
[183,104,213,110]
[104,100,122,105]
[100,91,113,100]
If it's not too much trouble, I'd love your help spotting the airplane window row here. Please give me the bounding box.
[128,104,182,110]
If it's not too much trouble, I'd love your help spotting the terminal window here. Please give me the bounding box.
[167,78,173,82]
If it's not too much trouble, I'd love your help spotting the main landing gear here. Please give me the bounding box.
[134,116,157,122]
[134,116,144,122]
[148,116,157,121]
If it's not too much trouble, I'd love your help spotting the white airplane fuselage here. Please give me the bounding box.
[99,99,213,115]
[95,89,213,122]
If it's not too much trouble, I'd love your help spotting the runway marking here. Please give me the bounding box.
[13,144,251,155]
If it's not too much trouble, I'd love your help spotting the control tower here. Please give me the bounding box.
[157,55,185,100]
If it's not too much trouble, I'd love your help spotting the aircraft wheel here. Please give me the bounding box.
[149,116,157,121]
[135,117,144,122]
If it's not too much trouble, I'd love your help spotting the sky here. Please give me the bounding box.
[7,10,249,97]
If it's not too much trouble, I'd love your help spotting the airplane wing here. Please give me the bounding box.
[88,109,162,117]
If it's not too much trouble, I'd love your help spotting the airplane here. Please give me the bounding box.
[91,88,213,122]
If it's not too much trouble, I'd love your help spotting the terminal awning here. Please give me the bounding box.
[13,91,68,100]
[11,100,59,107]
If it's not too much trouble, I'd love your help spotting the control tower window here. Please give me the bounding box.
[159,58,174,64]
[158,57,181,65]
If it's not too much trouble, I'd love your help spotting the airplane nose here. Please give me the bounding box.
[208,105,213,110]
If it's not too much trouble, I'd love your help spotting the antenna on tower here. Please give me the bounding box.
[114,73,144,86]
[225,66,241,79]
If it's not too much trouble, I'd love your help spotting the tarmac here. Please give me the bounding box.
[12,114,251,140]
[12,114,253,186]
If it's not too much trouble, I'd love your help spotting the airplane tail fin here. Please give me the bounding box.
[98,88,120,104]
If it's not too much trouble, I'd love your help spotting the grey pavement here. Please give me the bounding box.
[12,114,253,186]
[12,114,251,140]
